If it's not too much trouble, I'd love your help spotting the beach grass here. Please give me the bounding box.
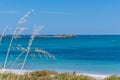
[0,10,56,80]
[0,70,95,80]
[105,75,120,80]
[0,70,120,80]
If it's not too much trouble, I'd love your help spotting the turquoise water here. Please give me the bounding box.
[0,35,120,75]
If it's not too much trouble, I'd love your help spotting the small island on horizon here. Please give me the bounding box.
[37,34,76,38]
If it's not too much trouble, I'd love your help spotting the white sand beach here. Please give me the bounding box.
[77,73,109,80]
[0,69,32,75]
[0,69,110,80]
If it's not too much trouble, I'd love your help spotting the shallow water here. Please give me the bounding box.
[0,35,120,75]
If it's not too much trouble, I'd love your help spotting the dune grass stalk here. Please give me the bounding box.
[12,44,55,67]
[0,10,33,80]
[16,26,42,80]
[0,25,19,80]
[11,51,25,67]
[0,26,8,45]
[35,48,55,60]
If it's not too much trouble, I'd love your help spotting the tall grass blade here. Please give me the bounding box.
[0,10,33,80]
[0,26,7,45]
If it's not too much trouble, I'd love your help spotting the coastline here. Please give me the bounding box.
[0,69,32,75]
[76,73,109,80]
[0,69,110,79]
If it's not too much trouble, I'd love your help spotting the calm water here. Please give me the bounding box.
[0,35,120,75]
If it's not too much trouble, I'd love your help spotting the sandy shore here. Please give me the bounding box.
[0,69,110,79]
[0,69,32,75]
[76,73,109,80]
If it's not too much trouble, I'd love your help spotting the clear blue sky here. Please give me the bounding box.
[0,0,120,35]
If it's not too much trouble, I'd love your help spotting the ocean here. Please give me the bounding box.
[0,35,120,75]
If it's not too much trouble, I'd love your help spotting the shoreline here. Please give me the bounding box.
[0,69,32,75]
[0,69,110,79]
[76,73,109,80]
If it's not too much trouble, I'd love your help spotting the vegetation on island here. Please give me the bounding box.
[54,34,76,37]
[37,34,76,38]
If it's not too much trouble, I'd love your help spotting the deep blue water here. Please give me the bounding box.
[0,35,120,75]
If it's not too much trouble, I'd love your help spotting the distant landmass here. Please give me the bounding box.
[37,34,76,38]
[0,34,76,38]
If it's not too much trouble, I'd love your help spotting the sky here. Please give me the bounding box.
[0,0,120,35]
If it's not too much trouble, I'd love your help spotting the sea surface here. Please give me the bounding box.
[0,35,120,75]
